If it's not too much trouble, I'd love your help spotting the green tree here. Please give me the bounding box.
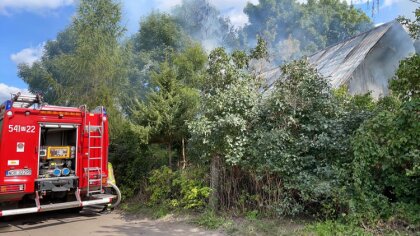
[130,44,207,168]
[18,27,77,103]
[123,12,190,110]
[399,7,420,39]
[134,12,186,53]
[19,0,127,116]
[244,0,302,46]
[393,7,420,100]
[390,54,420,101]
[351,97,420,224]
[172,43,207,89]
[243,0,372,61]
[247,60,340,215]
[350,15,420,224]
[189,46,263,210]
[172,0,239,50]
[131,62,199,167]
[299,0,372,52]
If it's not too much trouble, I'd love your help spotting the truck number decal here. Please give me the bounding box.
[8,125,36,133]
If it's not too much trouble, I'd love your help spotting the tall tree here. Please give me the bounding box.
[188,41,267,210]
[18,27,77,103]
[131,62,199,167]
[19,0,127,116]
[172,0,239,50]
[123,12,190,110]
[130,45,206,167]
[299,0,371,52]
[242,0,372,62]
[133,12,186,54]
[243,0,302,46]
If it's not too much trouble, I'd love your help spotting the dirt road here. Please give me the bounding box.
[0,208,225,236]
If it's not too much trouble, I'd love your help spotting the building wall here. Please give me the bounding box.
[348,23,415,99]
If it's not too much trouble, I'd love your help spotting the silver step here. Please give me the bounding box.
[84,167,101,171]
[91,194,115,199]
[41,202,80,211]
[88,190,102,194]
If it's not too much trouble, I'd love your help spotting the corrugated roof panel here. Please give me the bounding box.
[310,22,394,87]
[261,21,407,94]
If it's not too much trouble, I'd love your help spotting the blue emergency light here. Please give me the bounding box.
[4,100,12,110]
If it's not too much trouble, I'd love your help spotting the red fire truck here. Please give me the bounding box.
[0,93,120,217]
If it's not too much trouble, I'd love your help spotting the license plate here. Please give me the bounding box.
[6,169,32,176]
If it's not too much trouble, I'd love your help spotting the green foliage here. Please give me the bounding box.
[109,121,167,199]
[306,220,370,236]
[120,203,171,219]
[350,51,420,229]
[130,53,202,165]
[398,7,420,39]
[244,0,302,46]
[114,39,207,200]
[147,166,210,210]
[19,0,127,121]
[351,99,420,223]
[250,36,269,60]
[245,210,260,221]
[245,60,369,217]
[189,47,260,165]
[152,206,171,219]
[172,43,207,88]
[131,61,198,137]
[134,12,185,53]
[19,2,419,233]
[193,211,226,230]
[173,169,211,209]
[299,0,372,51]
[124,12,191,107]
[172,0,239,50]
[148,166,174,205]
[390,54,420,101]
[243,0,372,61]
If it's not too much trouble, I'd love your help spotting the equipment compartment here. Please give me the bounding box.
[38,127,77,179]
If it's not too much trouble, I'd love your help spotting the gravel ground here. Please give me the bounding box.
[0,207,225,236]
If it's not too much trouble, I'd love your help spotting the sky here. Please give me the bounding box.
[0,0,418,101]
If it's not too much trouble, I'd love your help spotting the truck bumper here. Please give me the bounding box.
[0,194,114,217]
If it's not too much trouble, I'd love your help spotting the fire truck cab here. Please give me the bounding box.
[0,93,117,217]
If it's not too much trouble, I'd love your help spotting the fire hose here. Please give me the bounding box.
[107,182,121,208]
[106,162,121,208]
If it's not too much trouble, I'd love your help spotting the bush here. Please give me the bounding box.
[351,97,420,226]
[148,166,174,205]
[172,168,211,209]
[193,211,226,230]
[244,60,372,217]
[147,166,210,210]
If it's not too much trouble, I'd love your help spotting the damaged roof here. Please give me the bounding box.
[309,21,398,88]
[263,21,410,91]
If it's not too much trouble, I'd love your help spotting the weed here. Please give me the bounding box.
[305,220,371,236]
[245,210,259,221]
[193,211,226,230]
